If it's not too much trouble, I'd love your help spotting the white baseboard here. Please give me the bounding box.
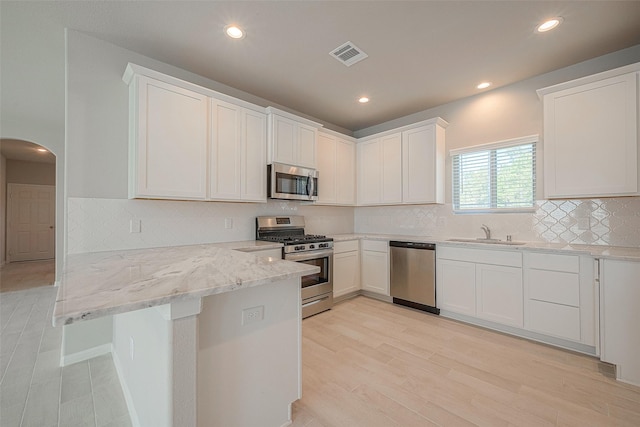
[60,343,112,367]
[112,349,141,427]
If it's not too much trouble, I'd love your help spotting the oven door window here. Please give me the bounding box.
[297,257,329,288]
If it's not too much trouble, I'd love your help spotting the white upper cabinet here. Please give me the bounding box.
[124,63,267,203]
[127,74,209,200]
[210,99,267,202]
[317,131,356,206]
[357,132,402,205]
[241,109,268,201]
[357,118,447,206]
[266,107,321,169]
[402,123,446,204]
[335,138,356,205]
[538,63,640,198]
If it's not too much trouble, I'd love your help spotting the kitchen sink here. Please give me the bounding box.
[446,238,526,246]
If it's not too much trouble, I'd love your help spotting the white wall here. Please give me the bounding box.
[1,154,6,265]
[1,4,66,280]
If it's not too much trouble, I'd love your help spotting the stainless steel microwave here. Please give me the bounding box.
[268,163,318,201]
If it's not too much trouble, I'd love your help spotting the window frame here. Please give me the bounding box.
[450,135,537,214]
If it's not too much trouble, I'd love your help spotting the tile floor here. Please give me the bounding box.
[0,286,130,427]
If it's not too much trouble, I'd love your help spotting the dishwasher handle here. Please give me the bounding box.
[389,241,436,250]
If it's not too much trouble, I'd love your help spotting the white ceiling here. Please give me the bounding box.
[3,1,640,135]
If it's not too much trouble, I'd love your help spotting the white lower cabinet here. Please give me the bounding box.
[360,240,389,296]
[476,263,523,327]
[437,246,523,328]
[333,240,360,298]
[523,252,596,346]
[436,259,476,316]
[600,259,640,386]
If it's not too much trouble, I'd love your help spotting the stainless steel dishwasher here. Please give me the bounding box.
[389,241,439,314]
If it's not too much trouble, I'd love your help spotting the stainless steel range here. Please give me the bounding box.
[256,216,333,318]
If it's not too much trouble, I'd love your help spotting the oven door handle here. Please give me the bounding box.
[302,295,331,308]
[285,249,334,262]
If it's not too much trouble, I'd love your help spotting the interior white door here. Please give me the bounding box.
[7,184,55,262]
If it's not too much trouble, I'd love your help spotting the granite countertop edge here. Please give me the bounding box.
[54,243,315,326]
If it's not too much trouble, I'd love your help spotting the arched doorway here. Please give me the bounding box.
[0,138,56,292]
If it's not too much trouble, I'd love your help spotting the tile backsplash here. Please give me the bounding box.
[66,198,354,254]
[67,196,640,254]
[355,197,640,247]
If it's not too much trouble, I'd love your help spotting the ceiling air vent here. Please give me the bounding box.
[330,41,368,67]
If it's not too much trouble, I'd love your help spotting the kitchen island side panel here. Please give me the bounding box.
[197,277,301,427]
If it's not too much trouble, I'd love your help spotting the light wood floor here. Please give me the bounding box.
[0,260,55,293]
[292,296,640,427]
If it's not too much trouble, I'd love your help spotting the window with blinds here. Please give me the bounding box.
[451,135,537,213]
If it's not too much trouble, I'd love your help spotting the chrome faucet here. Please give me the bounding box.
[481,224,491,240]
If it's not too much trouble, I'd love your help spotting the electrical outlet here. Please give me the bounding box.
[129,336,135,361]
[224,218,233,229]
[130,219,141,233]
[242,305,264,326]
[577,218,590,231]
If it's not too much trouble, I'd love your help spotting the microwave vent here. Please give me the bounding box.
[330,41,368,67]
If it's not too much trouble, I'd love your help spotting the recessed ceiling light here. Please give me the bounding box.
[225,25,245,39]
[36,148,48,153]
[358,97,370,103]
[476,82,492,89]
[536,17,563,33]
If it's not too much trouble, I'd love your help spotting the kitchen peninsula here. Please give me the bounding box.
[54,243,318,427]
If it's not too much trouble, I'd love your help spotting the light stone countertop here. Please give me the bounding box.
[210,240,283,252]
[53,243,317,326]
[329,233,640,261]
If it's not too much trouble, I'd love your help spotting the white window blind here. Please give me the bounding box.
[452,136,536,213]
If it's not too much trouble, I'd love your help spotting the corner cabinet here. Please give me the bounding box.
[357,133,402,205]
[357,118,447,206]
[333,240,361,298]
[360,240,390,296]
[266,107,321,169]
[538,63,640,198]
[127,74,209,200]
[402,123,446,204]
[124,63,268,203]
[316,131,356,206]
